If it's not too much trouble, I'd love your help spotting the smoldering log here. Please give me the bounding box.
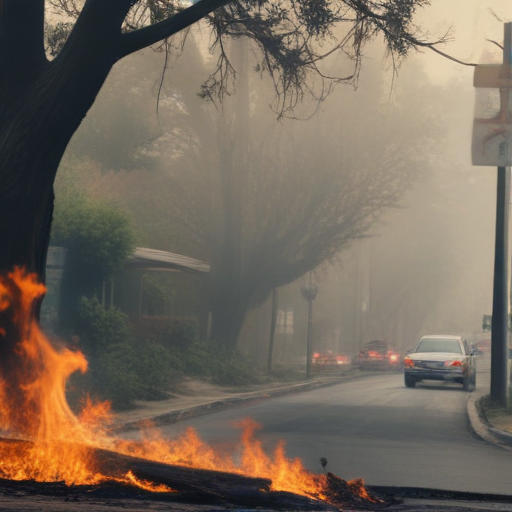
[0,438,338,510]
[93,445,272,499]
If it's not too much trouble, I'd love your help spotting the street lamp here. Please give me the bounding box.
[301,272,318,379]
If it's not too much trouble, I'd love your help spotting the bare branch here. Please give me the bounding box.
[119,0,233,57]
[487,38,504,51]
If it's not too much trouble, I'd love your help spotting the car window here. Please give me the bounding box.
[364,341,388,353]
[415,338,463,354]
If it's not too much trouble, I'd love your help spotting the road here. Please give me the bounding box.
[152,354,512,496]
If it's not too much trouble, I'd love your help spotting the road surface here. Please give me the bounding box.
[152,355,512,495]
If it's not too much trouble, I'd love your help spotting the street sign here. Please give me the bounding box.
[472,65,512,166]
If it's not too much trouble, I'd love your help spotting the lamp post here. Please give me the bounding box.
[301,272,318,379]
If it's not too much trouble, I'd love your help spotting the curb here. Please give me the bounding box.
[114,371,379,433]
[466,392,512,450]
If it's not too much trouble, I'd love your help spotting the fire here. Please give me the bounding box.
[114,418,327,499]
[0,268,373,505]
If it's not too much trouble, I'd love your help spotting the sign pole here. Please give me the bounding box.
[490,23,512,405]
[490,165,510,405]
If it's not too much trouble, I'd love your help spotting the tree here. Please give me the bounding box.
[0,0,441,392]
[158,57,441,349]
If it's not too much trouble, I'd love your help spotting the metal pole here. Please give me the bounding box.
[490,166,510,405]
[490,22,512,405]
[267,288,278,376]
[301,272,317,379]
[306,297,313,379]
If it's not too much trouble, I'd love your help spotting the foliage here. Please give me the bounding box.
[182,342,262,386]
[46,0,444,118]
[72,297,179,408]
[51,191,135,280]
[134,316,199,351]
[74,296,133,356]
[70,297,260,408]
[140,274,176,317]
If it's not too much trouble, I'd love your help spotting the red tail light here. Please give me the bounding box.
[445,360,462,367]
[404,357,414,368]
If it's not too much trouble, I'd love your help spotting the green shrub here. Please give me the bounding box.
[75,296,132,356]
[69,298,263,408]
[134,340,184,390]
[134,316,199,350]
[72,298,183,408]
[51,192,135,279]
[93,341,143,409]
[181,342,262,386]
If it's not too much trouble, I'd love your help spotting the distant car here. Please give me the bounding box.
[312,352,351,370]
[403,334,476,391]
[353,340,402,371]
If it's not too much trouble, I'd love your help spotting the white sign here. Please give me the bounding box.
[472,65,512,166]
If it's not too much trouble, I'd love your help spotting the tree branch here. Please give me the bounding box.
[424,44,477,67]
[119,0,233,58]
[57,0,134,62]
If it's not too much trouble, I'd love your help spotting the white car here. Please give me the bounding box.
[403,335,476,391]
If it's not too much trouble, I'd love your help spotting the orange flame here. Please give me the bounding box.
[0,268,372,504]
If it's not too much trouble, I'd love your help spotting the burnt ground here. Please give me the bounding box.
[0,477,341,512]
[1,479,512,512]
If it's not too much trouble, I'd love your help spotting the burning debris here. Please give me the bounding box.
[0,269,387,510]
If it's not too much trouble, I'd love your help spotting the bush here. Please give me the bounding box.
[93,342,143,409]
[51,192,135,279]
[72,298,183,408]
[181,342,262,386]
[134,340,184,390]
[75,296,132,357]
[134,316,199,351]
[69,299,263,408]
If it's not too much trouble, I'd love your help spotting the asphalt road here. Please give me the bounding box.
[152,355,512,496]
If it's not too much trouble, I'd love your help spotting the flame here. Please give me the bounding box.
[114,418,328,499]
[0,268,152,489]
[0,268,374,505]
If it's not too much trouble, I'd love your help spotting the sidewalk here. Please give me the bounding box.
[466,353,512,449]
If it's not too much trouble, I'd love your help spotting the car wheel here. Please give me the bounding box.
[404,375,416,388]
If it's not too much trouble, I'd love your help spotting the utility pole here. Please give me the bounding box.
[301,272,318,379]
[472,23,512,405]
[267,288,278,376]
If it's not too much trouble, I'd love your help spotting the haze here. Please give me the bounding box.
[55,0,511,364]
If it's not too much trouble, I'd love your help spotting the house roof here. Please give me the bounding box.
[125,247,210,274]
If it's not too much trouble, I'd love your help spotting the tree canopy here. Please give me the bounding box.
[47,0,443,116]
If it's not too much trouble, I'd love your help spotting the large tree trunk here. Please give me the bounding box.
[0,4,123,431]
[209,281,249,350]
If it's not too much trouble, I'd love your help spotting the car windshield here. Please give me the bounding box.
[415,338,462,354]
[365,342,388,353]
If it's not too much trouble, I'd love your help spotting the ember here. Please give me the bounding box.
[0,268,383,509]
